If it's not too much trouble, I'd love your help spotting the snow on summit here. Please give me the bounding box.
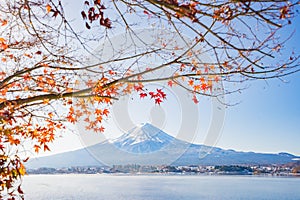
[112,123,175,153]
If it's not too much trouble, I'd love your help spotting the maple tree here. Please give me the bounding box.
[0,0,299,198]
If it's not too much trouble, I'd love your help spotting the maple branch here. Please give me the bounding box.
[0,89,117,110]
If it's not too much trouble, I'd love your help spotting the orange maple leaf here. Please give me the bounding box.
[44,144,50,152]
[193,84,201,91]
[96,115,103,122]
[99,126,105,133]
[34,145,40,153]
[1,19,7,26]
[188,79,194,86]
[46,4,52,13]
[102,109,109,116]
[0,37,8,50]
[95,109,102,115]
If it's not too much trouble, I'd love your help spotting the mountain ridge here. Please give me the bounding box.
[26,123,300,168]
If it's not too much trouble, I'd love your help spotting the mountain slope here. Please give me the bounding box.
[26,123,299,168]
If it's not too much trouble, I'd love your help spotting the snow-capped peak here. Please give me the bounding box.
[112,123,175,153]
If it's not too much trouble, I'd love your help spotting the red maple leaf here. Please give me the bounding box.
[108,70,116,75]
[192,95,199,104]
[156,88,163,94]
[201,83,208,91]
[204,66,209,73]
[134,85,144,92]
[149,91,157,98]
[139,93,147,98]
[168,80,174,87]
[155,98,162,105]
[156,89,166,99]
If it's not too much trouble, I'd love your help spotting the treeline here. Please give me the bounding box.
[214,165,253,173]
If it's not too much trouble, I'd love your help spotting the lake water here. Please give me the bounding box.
[22,174,300,200]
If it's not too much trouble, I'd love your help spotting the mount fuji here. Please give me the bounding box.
[112,123,178,153]
[27,123,299,168]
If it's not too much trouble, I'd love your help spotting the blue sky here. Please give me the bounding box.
[217,16,300,155]
[39,2,300,157]
[219,73,300,155]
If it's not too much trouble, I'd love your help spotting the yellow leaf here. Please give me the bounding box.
[19,164,26,176]
[43,99,50,104]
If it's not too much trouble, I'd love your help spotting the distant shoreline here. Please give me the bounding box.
[26,170,300,177]
[26,163,300,176]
